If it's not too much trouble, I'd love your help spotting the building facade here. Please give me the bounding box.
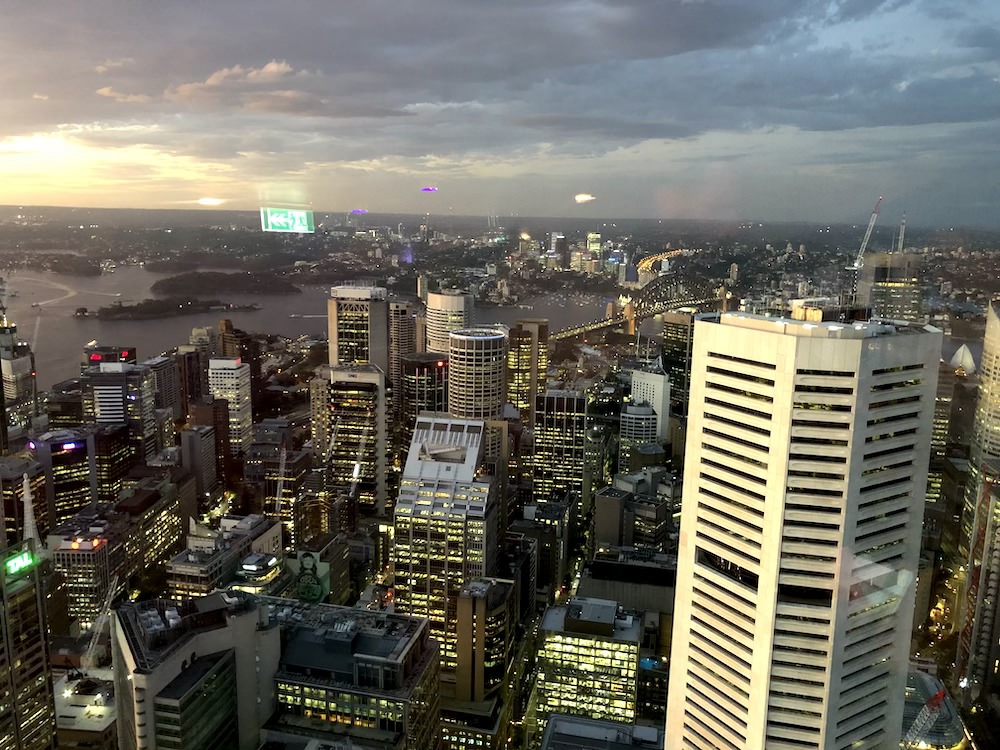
[665,312,940,750]
[426,290,474,355]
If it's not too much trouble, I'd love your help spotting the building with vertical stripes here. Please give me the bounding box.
[665,312,939,750]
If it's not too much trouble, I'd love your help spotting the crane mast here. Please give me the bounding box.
[850,196,882,271]
[897,212,906,253]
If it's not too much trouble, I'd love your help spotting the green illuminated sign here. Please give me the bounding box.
[260,207,315,234]
[4,549,35,577]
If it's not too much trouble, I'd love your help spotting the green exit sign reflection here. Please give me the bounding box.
[4,550,35,577]
[260,207,315,233]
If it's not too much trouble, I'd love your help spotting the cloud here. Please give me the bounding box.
[95,57,134,74]
[96,86,151,104]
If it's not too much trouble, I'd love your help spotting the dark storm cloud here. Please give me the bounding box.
[1,0,999,224]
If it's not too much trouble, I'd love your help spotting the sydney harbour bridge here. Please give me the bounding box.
[551,250,722,341]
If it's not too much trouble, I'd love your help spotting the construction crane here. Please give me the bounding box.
[272,438,288,516]
[82,574,119,670]
[897,212,907,254]
[849,196,883,272]
[349,427,370,501]
[901,688,946,747]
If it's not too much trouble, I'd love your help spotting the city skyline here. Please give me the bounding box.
[2,2,1000,227]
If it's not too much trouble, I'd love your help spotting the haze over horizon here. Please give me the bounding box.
[2,1,999,228]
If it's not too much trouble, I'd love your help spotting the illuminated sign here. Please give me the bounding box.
[62,442,78,450]
[4,549,35,577]
[260,207,315,234]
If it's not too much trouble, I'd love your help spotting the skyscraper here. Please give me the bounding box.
[0,539,56,750]
[858,252,926,323]
[80,361,159,461]
[0,307,37,436]
[218,319,263,413]
[531,390,587,505]
[326,285,389,373]
[207,358,252,457]
[506,319,549,424]
[448,328,507,421]
[665,312,939,750]
[393,415,499,691]
[389,298,419,414]
[426,290,474,354]
[957,300,1000,699]
[310,364,388,519]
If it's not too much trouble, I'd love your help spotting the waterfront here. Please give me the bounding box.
[3,267,611,390]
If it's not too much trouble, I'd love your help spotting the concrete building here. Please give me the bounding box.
[80,361,159,461]
[207,358,253,457]
[628,367,670,445]
[54,670,116,749]
[665,312,940,750]
[263,599,441,750]
[426,290,474,355]
[858,252,926,323]
[0,455,47,546]
[112,591,279,750]
[448,328,507,421]
[327,285,389,373]
[540,716,662,750]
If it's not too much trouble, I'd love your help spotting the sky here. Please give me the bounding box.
[1,1,999,227]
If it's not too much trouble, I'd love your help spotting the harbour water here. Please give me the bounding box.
[3,267,611,390]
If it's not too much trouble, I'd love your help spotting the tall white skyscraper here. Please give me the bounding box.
[425,290,474,354]
[957,299,1000,699]
[208,358,252,456]
[666,312,940,750]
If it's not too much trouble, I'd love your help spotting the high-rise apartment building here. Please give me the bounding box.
[665,312,940,750]
[207,358,252,457]
[0,540,56,750]
[327,285,389,373]
[393,416,500,689]
[426,290,474,354]
[958,300,1000,699]
[531,390,587,505]
[507,319,549,424]
[310,364,387,519]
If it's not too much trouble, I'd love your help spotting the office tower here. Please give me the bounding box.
[629,367,670,444]
[393,416,500,689]
[327,285,389,373]
[244,419,310,545]
[188,397,231,488]
[858,252,926,322]
[113,591,279,750]
[311,364,388,519]
[265,599,441,750]
[207,358,252,457]
[448,328,507,420]
[618,404,658,472]
[507,319,549,424]
[542,717,662,750]
[586,231,602,254]
[665,312,940,750]
[30,429,95,528]
[389,298,419,414]
[548,232,569,268]
[530,597,641,741]
[217,319,263,413]
[0,456,47,545]
[401,352,449,431]
[958,300,1000,699]
[0,307,37,435]
[426,289,475,354]
[531,390,586,506]
[45,378,84,428]
[92,423,137,502]
[444,577,518,750]
[48,483,184,630]
[80,362,159,461]
[188,325,217,359]
[593,484,671,551]
[174,345,205,416]
[178,424,218,499]
[661,308,701,416]
[142,355,183,420]
[0,540,56,750]
[81,344,136,373]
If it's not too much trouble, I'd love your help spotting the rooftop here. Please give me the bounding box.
[542,596,642,643]
[716,311,941,340]
[540,715,663,750]
[54,669,116,735]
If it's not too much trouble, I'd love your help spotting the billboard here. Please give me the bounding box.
[260,207,315,234]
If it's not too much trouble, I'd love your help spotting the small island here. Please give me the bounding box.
[151,271,301,296]
[94,297,262,320]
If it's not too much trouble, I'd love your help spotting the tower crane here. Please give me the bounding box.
[849,196,882,272]
[897,212,906,253]
[82,574,119,670]
[901,688,946,747]
[272,438,288,516]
